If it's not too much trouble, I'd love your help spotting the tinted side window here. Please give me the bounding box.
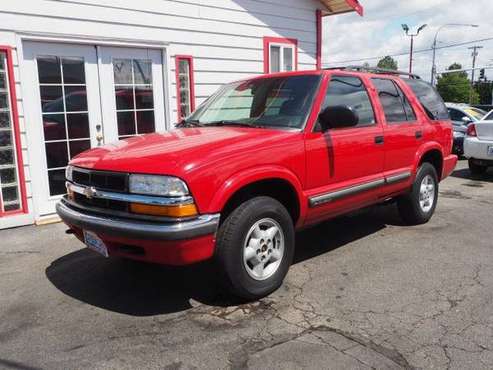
[372,78,415,123]
[405,79,449,120]
[321,76,376,127]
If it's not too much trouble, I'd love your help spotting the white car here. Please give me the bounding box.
[464,119,493,175]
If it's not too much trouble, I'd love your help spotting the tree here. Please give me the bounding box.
[436,63,479,104]
[377,56,398,71]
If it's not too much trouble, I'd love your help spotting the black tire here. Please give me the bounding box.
[215,196,295,300]
[397,163,439,225]
[469,159,488,176]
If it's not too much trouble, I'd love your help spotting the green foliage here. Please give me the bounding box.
[475,81,493,105]
[436,63,479,104]
[377,56,398,71]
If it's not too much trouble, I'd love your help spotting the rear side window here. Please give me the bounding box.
[321,75,376,127]
[372,78,416,123]
[448,108,467,122]
[405,79,449,120]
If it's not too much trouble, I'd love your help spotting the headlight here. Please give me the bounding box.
[65,165,74,182]
[129,174,189,197]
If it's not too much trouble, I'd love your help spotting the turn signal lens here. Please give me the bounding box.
[466,124,477,137]
[130,203,198,217]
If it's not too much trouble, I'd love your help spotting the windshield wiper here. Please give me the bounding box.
[177,119,202,128]
[202,120,262,128]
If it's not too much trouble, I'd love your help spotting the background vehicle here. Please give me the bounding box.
[464,118,493,175]
[57,67,457,300]
[446,103,487,156]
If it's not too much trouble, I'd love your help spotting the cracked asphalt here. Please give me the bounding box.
[1,160,493,370]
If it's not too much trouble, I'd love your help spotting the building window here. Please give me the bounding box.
[0,48,26,215]
[263,37,298,74]
[175,55,195,121]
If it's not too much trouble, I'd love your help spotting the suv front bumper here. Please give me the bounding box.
[56,199,220,265]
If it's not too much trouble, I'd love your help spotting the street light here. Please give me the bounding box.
[402,24,427,74]
[431,23,479,85]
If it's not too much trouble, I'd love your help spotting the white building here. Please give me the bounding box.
[0,0,363,229]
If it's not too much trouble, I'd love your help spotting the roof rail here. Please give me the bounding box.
[324,65,421,79]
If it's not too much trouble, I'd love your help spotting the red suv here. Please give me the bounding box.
[58,68,457,300]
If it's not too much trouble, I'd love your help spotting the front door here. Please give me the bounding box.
[22,42,167,217]
[304,74,385,225]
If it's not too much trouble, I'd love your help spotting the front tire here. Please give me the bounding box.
[397,163,439,225]
[469,159,488,176]
[215,196,295,300]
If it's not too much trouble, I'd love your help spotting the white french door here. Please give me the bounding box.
[98,47,166,143]
[22,42,167,217]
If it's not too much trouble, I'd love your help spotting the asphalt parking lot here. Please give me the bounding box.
[1,160,493,370]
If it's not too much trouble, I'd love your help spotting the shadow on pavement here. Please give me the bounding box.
[451,166,493,183]
[46,205,400,317]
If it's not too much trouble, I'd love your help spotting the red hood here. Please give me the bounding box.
[70,127,301,176]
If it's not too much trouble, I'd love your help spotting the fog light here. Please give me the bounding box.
[130,203,198,217]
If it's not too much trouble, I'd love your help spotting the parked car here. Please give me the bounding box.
[446,103,487,156]
[464,118,493,175]
[57,68,457,300]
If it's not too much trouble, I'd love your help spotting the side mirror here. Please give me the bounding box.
[318,105,359,132]
[461,116,472,125]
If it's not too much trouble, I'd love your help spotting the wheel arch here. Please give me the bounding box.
[208,166,306,227]
[415,143,444,180]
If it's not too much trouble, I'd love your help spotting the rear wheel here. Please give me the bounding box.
[469,159,488,175]
[397,163,439,225]
[215,196,295,300]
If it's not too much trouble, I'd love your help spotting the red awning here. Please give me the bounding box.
[319,0,363,16]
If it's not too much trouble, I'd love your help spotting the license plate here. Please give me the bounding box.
[488,146,493,157]
[84,231,109,257]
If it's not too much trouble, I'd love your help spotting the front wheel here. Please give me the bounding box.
[215,196,295,300]
[397,163,439,225]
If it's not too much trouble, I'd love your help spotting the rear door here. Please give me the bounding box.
[304,74,385,225]
[370,77,421,194]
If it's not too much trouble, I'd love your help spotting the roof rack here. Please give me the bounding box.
[324,65,421,79]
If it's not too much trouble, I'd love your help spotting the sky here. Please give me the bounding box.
[323,0,493,82]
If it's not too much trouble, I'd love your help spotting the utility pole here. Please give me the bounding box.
[402,24,427,74]
[469,46,483,104]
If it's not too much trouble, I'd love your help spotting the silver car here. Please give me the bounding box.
[446,103,487,156]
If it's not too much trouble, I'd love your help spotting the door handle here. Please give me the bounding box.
[374,135,384,145]
[415,130,423,139]
[96,124,104,146]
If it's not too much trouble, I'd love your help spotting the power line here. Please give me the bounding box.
[323,37,493,66]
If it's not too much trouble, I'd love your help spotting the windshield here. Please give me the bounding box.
[483,110,493,121]
[187,74,321,129]
[464,108,486,121]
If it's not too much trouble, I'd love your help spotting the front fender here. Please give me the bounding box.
[207,165,307,227]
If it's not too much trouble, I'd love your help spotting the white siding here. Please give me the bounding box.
[0,0,320,226]
[0,0,319,119]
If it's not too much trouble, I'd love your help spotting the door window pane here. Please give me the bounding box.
[270,46,281,73]
[43,114,66,141]
[37,56,62,84]
[322,76,376,127]
[133,60,152,84]
[113,58,156,139]
[62,58,86,84]
[372,78,412,123]
[0,52,21,213]
[64,86,87,112]
[36,55,91,196]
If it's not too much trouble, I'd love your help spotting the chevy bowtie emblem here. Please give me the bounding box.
[84,187,97,199]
